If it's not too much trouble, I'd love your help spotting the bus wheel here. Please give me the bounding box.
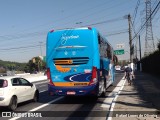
[89,96,98,101]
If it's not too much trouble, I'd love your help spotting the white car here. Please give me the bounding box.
[115,65,121,71]
[0,76,39,111]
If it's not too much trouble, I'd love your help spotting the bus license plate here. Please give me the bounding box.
[67,91,75,95]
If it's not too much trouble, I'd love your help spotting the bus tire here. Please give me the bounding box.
[101,84,106,97]
[89,96,98,101]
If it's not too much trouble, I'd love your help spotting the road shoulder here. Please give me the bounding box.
[111,71,160,120]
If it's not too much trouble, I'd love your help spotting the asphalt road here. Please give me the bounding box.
[0,71,124,120]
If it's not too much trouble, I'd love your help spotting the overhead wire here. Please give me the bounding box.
[130,0,141,53]
[0,0,137,53]
[132,0,140,27]
[132,1,160,42]
[73,0,134,25]
[0,0,128,43]
[0,43,45,51]
[81,17,125,27]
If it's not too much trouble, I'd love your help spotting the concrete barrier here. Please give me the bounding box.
[15,73,47,83]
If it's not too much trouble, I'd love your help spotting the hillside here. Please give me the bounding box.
[0,60,26,72]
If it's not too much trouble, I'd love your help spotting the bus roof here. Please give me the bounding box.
[49,27,93,33]
[48,27,113,49]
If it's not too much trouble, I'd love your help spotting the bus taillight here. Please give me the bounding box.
[89,66,98,85]
[47,68,54,86]
[88,27,92,30]
[50,30,54,33]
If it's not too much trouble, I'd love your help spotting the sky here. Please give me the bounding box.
[0,0,160,63]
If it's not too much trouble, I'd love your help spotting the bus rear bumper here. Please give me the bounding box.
[48,84,98,96]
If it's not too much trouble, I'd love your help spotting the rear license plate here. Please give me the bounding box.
[67,91,75,95]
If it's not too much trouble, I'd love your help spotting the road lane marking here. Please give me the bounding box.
[106,76,126,120]
[34,81,48,85]
[39,90,47,93]
[101,77,124,108]
[39,85,47,88]
[9,96,64,120]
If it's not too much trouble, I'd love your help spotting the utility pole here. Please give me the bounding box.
[128,14,133,62]
[39,42,42,56]
[139,35,142,71]
[139,35,142,61]
[39,42,43,72]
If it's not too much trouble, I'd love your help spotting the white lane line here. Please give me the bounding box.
[107,76,126,120]
[39,90,47,93]
[39,85,47,88]
[9,96,64,120]
[101,77,124,108]
[34,81,48,85]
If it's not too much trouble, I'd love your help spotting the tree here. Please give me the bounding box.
[157,40,160,51]
[0,60,26,73]
[24,57,46,73]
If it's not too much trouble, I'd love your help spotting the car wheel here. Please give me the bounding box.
[33,90,39,102]
[8,96,17,111]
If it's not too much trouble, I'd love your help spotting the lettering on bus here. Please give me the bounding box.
[61,33,79,45]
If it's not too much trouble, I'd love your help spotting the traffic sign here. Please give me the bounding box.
[114,49,124,55]
[116,44,125,49]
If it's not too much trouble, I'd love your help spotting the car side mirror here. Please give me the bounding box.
[30,83,33,87]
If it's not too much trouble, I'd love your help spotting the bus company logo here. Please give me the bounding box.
[61,34,79,45]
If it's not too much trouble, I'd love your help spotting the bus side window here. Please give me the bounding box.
[98,35,101,44]
[106,44,112,59]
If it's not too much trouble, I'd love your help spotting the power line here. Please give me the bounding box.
[0,31,47,42]
[0,16,126,43]
[81,17,125,27]
[0,43,45,51]
[105,29,128,37]
[106,31,128,37]
[74,0,134,26]
[132,0,140,26]
[132,1,160,41]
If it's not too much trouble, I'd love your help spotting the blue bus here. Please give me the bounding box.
[46,27,116,97]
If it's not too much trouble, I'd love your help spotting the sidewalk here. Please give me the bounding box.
[111,71,160,120]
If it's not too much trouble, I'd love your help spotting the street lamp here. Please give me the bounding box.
[124,14,133,63]
[39,42,43,73]
[39,42,43,56]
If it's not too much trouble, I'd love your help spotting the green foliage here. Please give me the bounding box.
[0,57,46,73]
[0,67,6,73]
[141,50,160,75]
[24,57,46,73]
[0,60,26,72]
[157,41,160,51]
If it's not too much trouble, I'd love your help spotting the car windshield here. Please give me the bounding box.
[0,79,4,87]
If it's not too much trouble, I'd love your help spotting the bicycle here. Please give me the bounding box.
[126,72,132,86]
